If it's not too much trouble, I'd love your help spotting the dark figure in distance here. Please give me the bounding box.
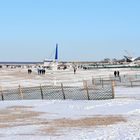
[114,71,117,77]
[117,71,120,77]
[28,69,32,74]
[74,67,77,74]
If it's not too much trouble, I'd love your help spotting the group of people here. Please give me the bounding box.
[28,69,32,74]
[114,70,120,77]
[27,65,78,75]
[27,68,46,75]
[37,68,46,75]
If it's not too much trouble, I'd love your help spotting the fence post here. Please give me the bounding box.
[130,81,133,87]
[109,74,112,81]
[119,76,121,82]
[0,87,4,101]
[100,77,102,84]
[40,84,44,100]
[19,84,23,100]
[102,78,104,88]
[92,78,96,89]
[61,83,65,100]
[129,78,133,87]
[92,77,94,85]
[84,81,90,100]
[112,81,115,99]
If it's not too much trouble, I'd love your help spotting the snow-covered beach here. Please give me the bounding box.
[0,67,140,88]
[0,68,140,140]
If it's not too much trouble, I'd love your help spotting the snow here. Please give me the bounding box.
[115,87,140,99]
[0,97,140,140]
[0,68,140,139]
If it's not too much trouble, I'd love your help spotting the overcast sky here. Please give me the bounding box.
[0,0,140,62]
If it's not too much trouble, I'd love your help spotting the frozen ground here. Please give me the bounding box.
[0,98,140,140]
[0,67,140,88]
[0,68,140,140]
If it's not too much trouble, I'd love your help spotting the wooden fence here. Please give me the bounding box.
[0,81,114,101]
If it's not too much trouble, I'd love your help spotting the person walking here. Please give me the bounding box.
[114,71,117,77]
[117,71,120,77]
[74,67,77,74]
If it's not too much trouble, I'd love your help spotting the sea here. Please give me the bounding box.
[0,62,43,65]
